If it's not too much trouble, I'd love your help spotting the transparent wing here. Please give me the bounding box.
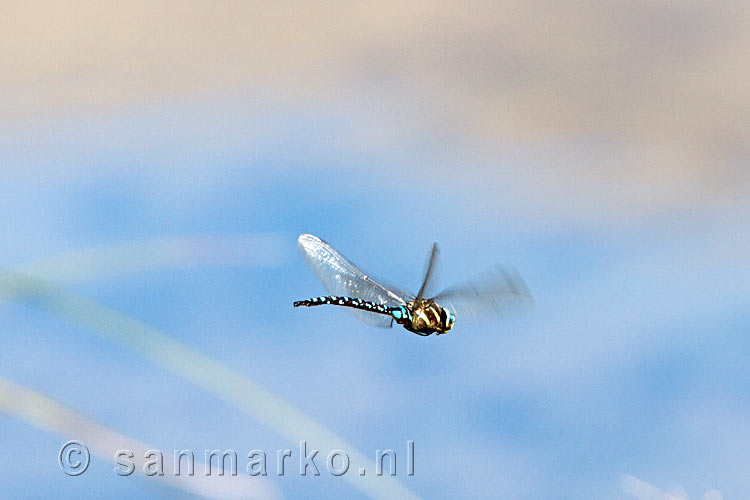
[431,266,533,321]
[297,234,414,327]
[416,243,439,301]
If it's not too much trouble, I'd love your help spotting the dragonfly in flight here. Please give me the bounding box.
[293,234,533,336]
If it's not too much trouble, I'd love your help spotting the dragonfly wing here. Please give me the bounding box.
[297,234,414,327]
[416,243,439,301]
[431,266,533,321]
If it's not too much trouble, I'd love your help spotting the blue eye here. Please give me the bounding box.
[444,309,455,324]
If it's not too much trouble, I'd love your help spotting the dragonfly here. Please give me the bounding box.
[293,234,533,336]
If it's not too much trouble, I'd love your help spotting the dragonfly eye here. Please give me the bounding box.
[440,307,455,332]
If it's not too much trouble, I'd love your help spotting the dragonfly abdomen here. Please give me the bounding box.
[293,295,393,315]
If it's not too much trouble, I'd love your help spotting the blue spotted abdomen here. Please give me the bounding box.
[294,295,393,315]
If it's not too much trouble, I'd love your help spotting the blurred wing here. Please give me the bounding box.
[432,266,533,321]
[297,234,414,327]
[416,243,439,301]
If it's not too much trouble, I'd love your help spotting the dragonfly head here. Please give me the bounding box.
[438,306,455,334]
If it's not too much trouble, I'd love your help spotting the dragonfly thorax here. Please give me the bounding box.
[394,300,455,335]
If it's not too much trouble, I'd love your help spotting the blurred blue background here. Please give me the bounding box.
[1,2,749,499]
